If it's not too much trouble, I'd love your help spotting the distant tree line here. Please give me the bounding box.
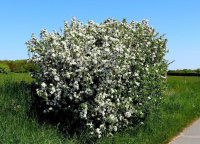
[167,69,200,76]
[0,60,200,76]
[0,60,37,73]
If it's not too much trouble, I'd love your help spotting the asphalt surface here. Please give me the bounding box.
[169,119,200,144]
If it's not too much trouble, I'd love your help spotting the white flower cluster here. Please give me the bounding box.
[27,18,167,138]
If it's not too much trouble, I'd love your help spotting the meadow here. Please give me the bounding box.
[1,73,200,144]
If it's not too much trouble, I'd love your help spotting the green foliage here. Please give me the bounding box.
[0,60,37,73]
[168,69,200,76]
[0,63,11,74]
[195,69,200,74]
[168,69,200,74]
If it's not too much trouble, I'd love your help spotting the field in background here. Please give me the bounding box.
[0,74,200,144]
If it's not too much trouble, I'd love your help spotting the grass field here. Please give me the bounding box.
[1,73,200,144]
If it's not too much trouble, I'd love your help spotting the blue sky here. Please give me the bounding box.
[0,0,200,70]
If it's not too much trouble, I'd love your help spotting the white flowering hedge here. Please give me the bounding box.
[27,18,167,138]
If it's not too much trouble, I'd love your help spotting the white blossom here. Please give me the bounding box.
[113,126,117,132]
[50,87,56,94]
[27,18,167,139]
[41,82,47,88]
[125,111,132,118]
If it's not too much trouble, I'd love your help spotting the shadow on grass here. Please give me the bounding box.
[0,81,149,144]
[28,83,96,144]
[28,83,147,144]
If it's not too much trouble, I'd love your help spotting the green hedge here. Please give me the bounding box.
[0,63,11,74]
[167,69,200,76]
[0,60,37,73]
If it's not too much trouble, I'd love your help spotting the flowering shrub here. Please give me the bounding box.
[27,18,167,138]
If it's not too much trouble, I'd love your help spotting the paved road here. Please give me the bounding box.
[169,119,200,144]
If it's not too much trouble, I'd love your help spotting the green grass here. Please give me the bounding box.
[1,74,200,144]
[0,73,76,144]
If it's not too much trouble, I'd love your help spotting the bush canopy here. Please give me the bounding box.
[27,18,168,138]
